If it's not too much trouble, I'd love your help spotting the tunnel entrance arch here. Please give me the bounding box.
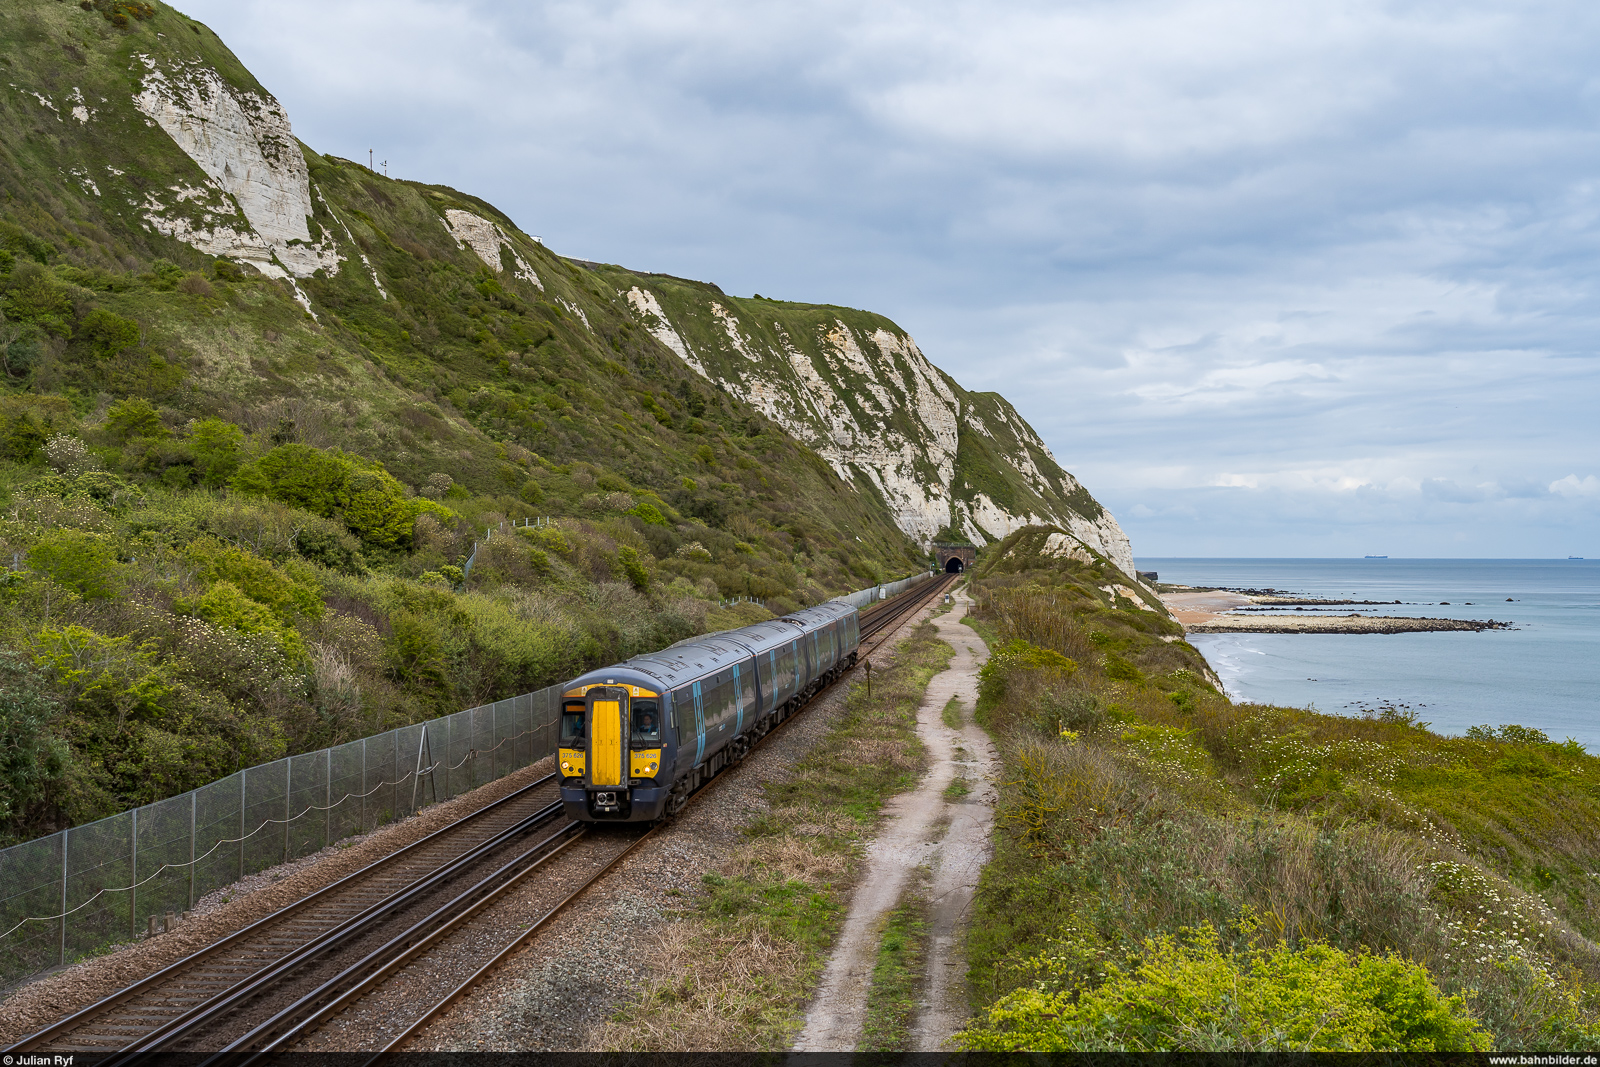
[934,543,976,575]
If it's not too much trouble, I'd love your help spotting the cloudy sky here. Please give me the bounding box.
[182,0,1600,558]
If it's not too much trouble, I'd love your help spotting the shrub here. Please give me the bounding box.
[28,530,120,599]
[231,443,419,548]
[2,262,73,336]
[185,537,323,620]
[616,546,649,590]
[628,499,668,526]
[78,308,142,359]
[188,417,244,486]
[960,922,1491,1052]
[178,581,306,660]
[0,395,72,462]
[44,434,93,476]
[103,396,167,443]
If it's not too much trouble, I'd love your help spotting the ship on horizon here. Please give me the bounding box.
[1365,555,1388,559]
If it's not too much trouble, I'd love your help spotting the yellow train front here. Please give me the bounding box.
[558,603,859,822]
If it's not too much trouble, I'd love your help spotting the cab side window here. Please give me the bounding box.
[631,699,662,744]
[561,700,586,743]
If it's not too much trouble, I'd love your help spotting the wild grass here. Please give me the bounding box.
[964,572,1600,1050]
[859,882,931,1054]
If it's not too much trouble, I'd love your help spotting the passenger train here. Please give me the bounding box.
[558,601,860,822]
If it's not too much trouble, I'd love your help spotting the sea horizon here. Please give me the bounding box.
[1132,556,1600,748]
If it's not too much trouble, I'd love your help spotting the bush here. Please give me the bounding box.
[616,546,649,590]
[0,395,72,462]
[188,417,244,486]
[28,530,120,599]
[2,262,73,336]
[628,499,668,526]
[231,443,419,548]
[78,308,141,359]
[103,396,167,443]
[960,922,1491,1052]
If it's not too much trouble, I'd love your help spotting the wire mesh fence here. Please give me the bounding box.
[0,571,914,989]
[0,683,563,987]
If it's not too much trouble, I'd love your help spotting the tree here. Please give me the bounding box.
[0,652,68,834]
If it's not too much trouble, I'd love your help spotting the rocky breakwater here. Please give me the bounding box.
[1188,614,1513,635]
[1158,589,1513,635]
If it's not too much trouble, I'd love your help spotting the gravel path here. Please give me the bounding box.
[0,758,552,1045]
[399,605,937,1053]
[792,586,994,1052]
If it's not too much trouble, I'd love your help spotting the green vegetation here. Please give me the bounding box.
[859,887,931,1053]
[0,0,933,844]
[960,525,1600,1051]
[598,621,948,1051]
[963,919,1490,1052]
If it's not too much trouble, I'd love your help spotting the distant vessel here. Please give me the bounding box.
[1572,556,1585,560]
[1364,555,1388,559]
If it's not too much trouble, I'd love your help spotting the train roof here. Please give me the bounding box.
[622,635,755,690]
[782,600,857,627]
[702,619,808,655]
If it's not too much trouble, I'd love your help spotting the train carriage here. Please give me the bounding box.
[558,600,860,822]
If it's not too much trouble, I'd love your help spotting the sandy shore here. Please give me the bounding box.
[1160,589,1252,627]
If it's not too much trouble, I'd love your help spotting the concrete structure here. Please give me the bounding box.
[935,544,976,573]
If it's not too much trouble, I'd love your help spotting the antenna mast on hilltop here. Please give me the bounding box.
[369,149,373,170]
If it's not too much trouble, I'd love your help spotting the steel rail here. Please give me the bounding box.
[5,772,560,1057]
[351,570,959,1065]
[210,820,588,1067]
[86,799,569,1067]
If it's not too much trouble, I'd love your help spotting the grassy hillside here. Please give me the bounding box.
[961,527,1600,1050]
[0,0,927,844]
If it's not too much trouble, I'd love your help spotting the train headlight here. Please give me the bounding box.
[647,762,657,774]
[561,760,572,772]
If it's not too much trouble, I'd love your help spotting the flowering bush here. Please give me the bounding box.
[960,922,1491,1052]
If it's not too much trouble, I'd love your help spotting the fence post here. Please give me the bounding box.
[129,806,138,940]
[324,748,332,850]
[282,759,291,865]
[60,827,69,966]
[188,791,197,911]
[360,738,368,832]
[491,703,498,781]
[239,771,246,882]
[390,732,398,821]
[411,724,429,813]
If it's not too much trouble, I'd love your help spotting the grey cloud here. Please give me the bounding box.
[180,0,1600,556]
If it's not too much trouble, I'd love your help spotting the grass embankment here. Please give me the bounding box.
[960,526,1600,1051]
[595,621,950,1051]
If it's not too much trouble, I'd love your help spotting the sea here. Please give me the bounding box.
[1135,558,1600,749]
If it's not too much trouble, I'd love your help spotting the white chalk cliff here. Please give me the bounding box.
[131,56,339,283]
[617,284,1138,579]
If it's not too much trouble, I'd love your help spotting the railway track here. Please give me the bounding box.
[4,573,957,1064]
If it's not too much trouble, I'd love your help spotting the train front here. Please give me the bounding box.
[557,670,673,822]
